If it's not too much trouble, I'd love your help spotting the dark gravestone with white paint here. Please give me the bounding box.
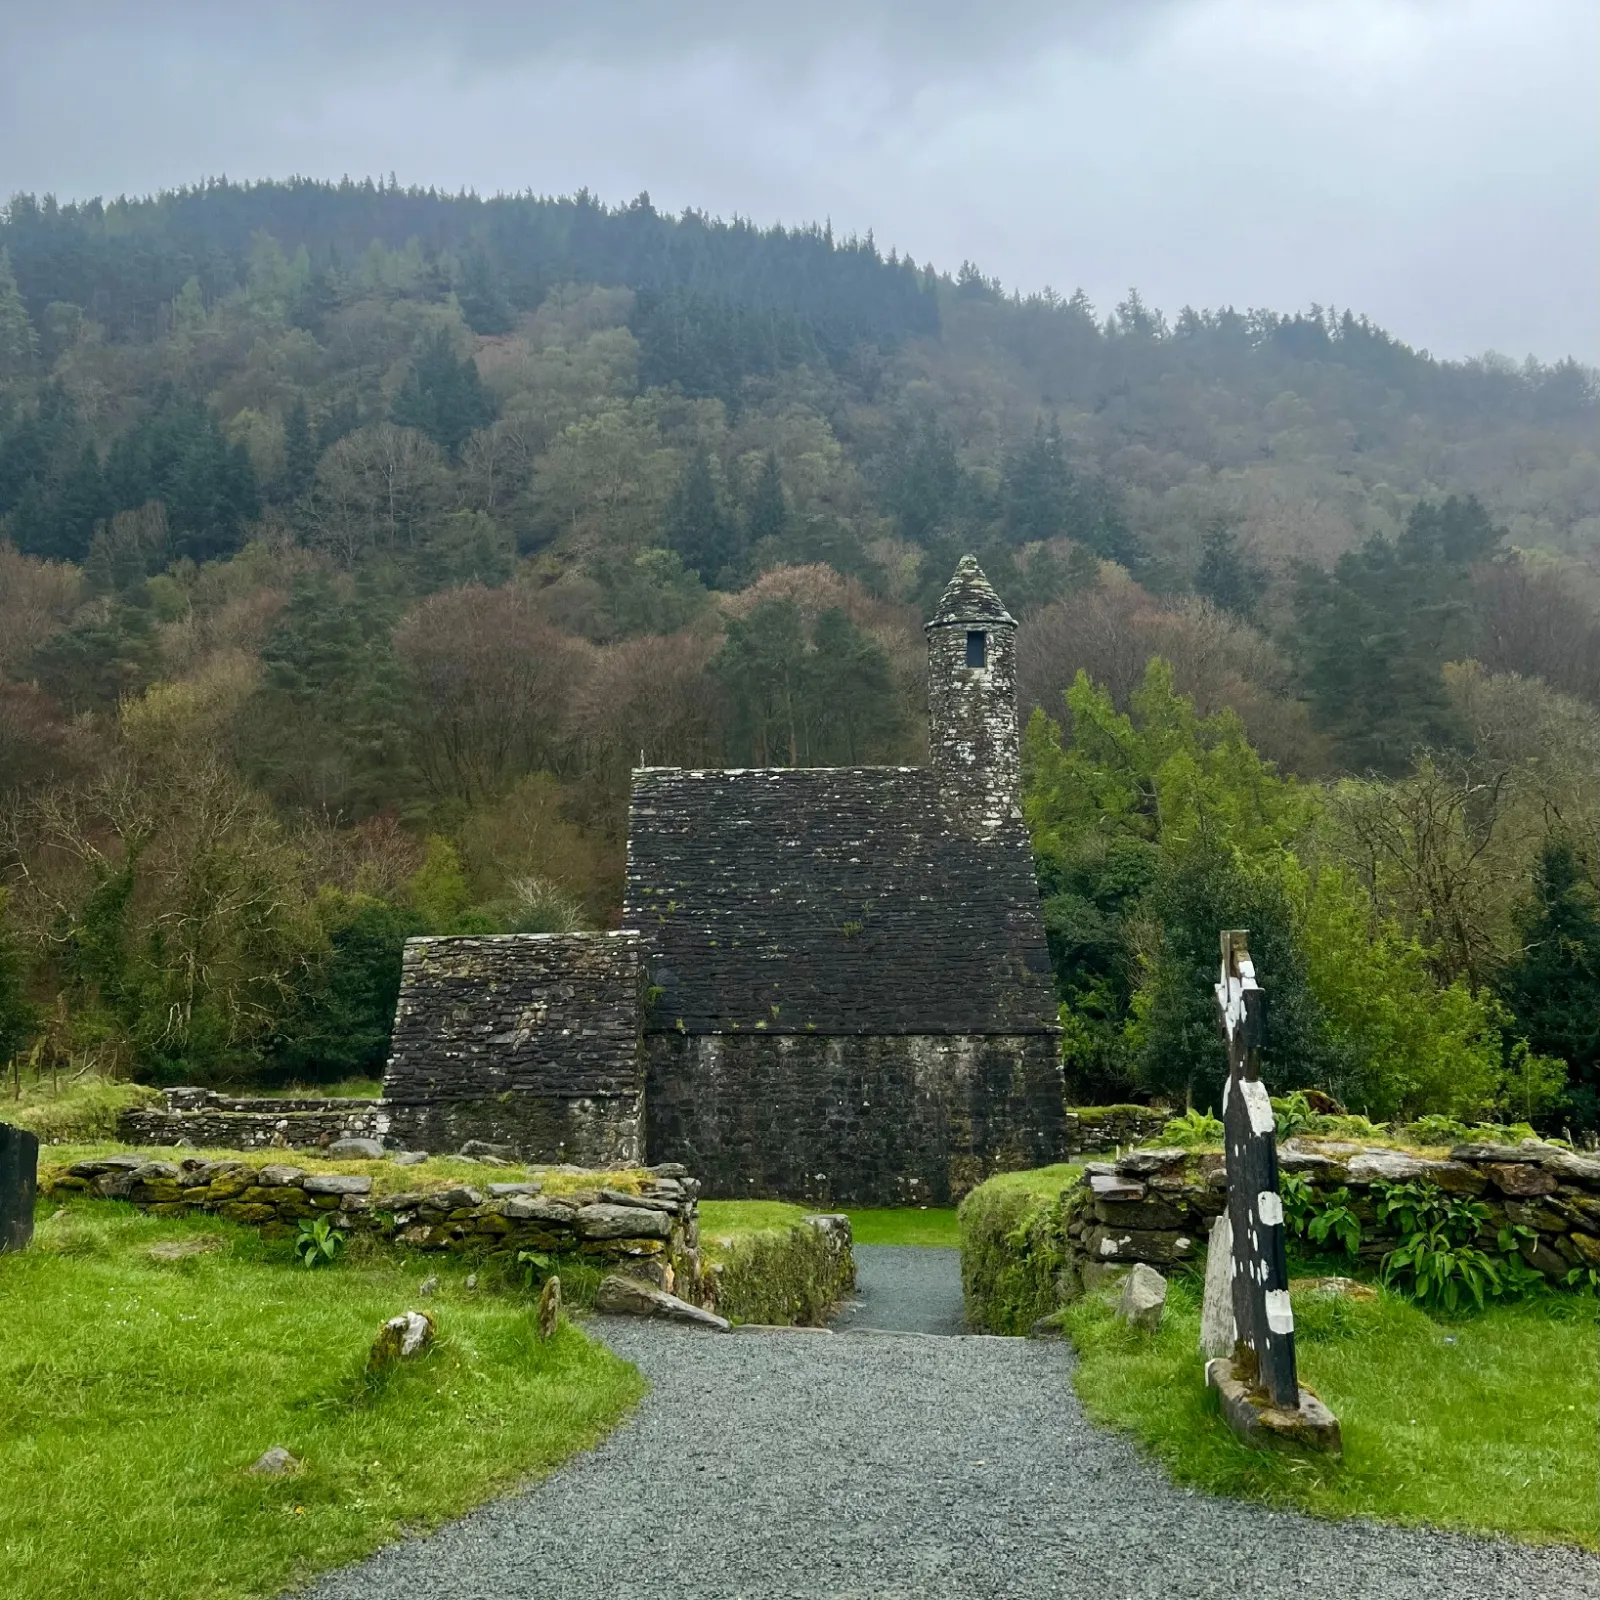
[1208,931,1340,1454]
[0,1121,39,1253]
[1215,929,1298,1406]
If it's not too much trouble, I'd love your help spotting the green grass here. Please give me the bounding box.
[844,1208,960,1247]
[41,1141,659,1199]
[958,1164,1086,1333]
[2,1200,645,1600]
[698,1200,809,1239]
[6,1077,160,1142]
[695,1200,855,1324]
[1062,1272,1600,1549]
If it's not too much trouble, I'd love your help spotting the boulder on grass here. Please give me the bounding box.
[367,1310,436,1375]
[247,1446,300,1476]
[326,1137,385,1160]
[595,1273,729,1330]
[536,1275,562,1341]
[1116,1262,1167,1331]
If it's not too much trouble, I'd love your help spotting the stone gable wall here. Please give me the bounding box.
[382,931,644,1165]
[646,1030,1068,1205]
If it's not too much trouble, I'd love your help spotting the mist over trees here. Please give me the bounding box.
[1,177,1597,1129]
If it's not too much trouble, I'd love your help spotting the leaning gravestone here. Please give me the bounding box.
[1,1121,40,1253]
[1207,931,1340,1454]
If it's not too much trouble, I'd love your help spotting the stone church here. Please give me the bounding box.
[382,557,1066,1204]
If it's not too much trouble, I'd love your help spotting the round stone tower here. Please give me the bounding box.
[925,554,1021,839]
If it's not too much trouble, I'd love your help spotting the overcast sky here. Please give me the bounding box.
[1,0,1594,362]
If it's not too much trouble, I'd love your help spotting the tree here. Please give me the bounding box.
[1194,520,1266,620]
[747,450,788,544]
[281,397,317,501]
[662,447,739,586]
[457,245,515,336]
[1500,841,1600,1128]
[0,249,37,388]
[391,329,498,456]
[1291,496,1503,774]
[0,890,35,1070]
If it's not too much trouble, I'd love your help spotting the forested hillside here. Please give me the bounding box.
[2,177,1598,1130]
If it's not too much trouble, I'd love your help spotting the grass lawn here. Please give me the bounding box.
[2,1200,645,1600]
[698,1200,959,1249]
[39,1140,662,1200]
[844,1208,960,1247]
[1062,1271,1600,1549]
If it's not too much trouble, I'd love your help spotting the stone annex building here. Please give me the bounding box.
[381,557,1069,1204]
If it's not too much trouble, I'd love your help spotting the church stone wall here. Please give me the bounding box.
[383,932,644,1167]
[644,1030,1067,1206]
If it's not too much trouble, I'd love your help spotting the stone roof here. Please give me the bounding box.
[926,554,1016,630]
[624,766,1057,1036]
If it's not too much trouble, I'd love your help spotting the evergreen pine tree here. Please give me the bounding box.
[748,450,787,544]
[663,448,739,586]
[1501,841,1600,1129]
[1195,520,1267,619]
[0,248,38,386]
[391,329,498,455]
[457,246,515,336]
[282,398,317,500]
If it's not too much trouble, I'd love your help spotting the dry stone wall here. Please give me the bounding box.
[1062,1137,1600,1291]
[118,1088,388,1151]
[383,931,645,1165]
[46,1154,703,1292]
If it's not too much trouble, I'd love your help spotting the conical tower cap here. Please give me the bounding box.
[926,555,1016,630]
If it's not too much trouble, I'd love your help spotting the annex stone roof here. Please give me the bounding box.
[624,765,1057,1036]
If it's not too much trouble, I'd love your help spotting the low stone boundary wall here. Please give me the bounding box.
[44,1155,703,1295]
[1062,1106,1172,1157]
[117,1088,388,1151]
[1068,1137,1600,1290]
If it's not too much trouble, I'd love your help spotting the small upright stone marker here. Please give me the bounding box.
[1116,1263,1167,1331]
[1199,1213,1234,1358]
[0,1122,39,1254]
[367,1310,436,1376]
[536,1275,562,1341]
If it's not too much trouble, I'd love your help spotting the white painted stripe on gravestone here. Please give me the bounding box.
[1264,1288,1294,1335]
[1257,1191,1284,1226]
[1240,1079,1275,1135]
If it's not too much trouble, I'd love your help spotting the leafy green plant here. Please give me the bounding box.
[293,1216,347,1270]
[1270,1091,1315,1139]
[1374,1181,1498,1311]
[517,1249,553,1289]
[1280,1171,1363,1257]
[1160,1109,1224,1148]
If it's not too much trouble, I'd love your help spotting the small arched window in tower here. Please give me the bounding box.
[965,629,987,668]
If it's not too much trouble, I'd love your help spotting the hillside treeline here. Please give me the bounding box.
[0,178,1597,1131]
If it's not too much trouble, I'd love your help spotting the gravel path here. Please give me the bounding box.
[830,1244,965,1334]
[299,1254,1600,1600]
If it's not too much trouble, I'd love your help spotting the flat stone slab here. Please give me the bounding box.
[1206,1356,1342,1457]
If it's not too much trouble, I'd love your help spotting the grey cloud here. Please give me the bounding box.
[0,0,1594,361]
